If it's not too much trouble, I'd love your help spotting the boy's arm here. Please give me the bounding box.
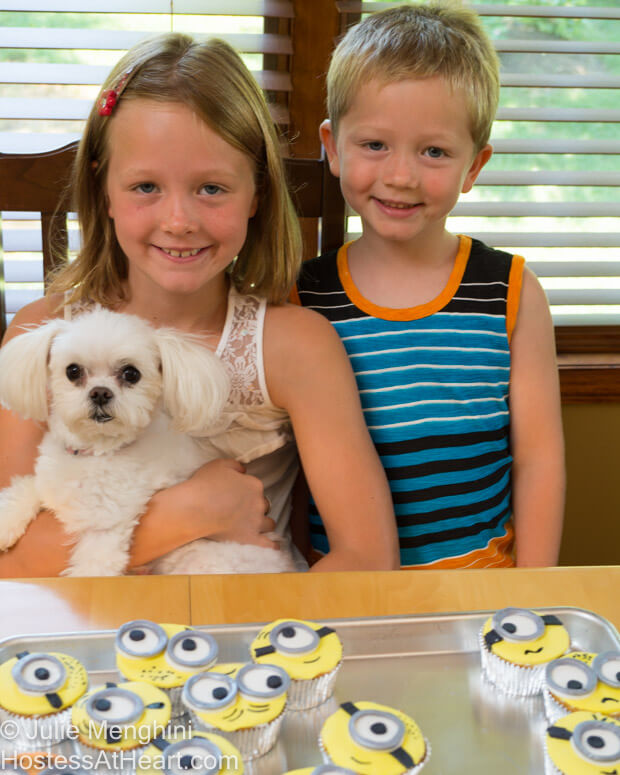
[264,304,400,572]
[509,267,565,566]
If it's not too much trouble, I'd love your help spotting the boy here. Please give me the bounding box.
[294,2,565,568]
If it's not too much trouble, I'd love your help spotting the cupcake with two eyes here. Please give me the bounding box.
[115,620,219,716]
[544,711,620,775]
[479,607,570,696]
[543,651,620,724]
[250,618,342,710]
[181,662,289,760]
[0,650,88,753]
[71,679,171,774]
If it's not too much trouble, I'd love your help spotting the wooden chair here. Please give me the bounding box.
[0,142,345,338]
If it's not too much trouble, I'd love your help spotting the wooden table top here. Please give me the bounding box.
[0,566,617,639]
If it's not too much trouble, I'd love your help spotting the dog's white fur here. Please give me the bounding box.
[0,307,296,576]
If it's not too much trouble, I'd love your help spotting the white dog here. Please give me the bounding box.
[0,307,297,576]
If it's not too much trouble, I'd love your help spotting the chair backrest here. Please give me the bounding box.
[0,142,345,338]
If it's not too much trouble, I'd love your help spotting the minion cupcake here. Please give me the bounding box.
[181,662,289,760]
[544,651,620,723]
[283,767,358,774]
[71,680,171,774]
[250,619,342,709]
[115,620,218,716]
[480,607,570,696]
[0,650,88,753]
[137,730,243,775]
[319,700,430,774]
[544,711,620,774]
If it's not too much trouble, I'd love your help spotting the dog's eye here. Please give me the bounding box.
[120,366,141,384]
[66,363,82,382]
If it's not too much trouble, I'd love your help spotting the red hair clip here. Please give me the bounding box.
[97,69,134,117]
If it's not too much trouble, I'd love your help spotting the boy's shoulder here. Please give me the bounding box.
[296,248,340,292]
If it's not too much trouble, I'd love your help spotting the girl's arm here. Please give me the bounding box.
[264,304,400,571]
[0,302,275,578]
[509,267,565,566]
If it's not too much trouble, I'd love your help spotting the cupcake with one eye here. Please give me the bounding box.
[250,618,342,709]
[115,620,218,716]
[0,650,88,753]
[283,767,358,774]
[181,662,289,760]
[543,651,620,723]
[544,711,620,774]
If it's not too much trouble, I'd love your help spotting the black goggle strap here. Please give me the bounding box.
[151,737,170,752]
[147,702,166,709]
[547,725,573,741]
[542,615,563,627]
[317,626,335,639]
[46,692,63,709]
[106,682,117,688]
[253,645,276,657]
[484,629,503,650]
[340,702,415,770]
[16,650,29,659]
[106,726,123,745]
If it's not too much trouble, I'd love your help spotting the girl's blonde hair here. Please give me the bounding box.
[48,34,301,306]
[327,2,500,152]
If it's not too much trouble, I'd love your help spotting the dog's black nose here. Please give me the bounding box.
[89,386,113,406]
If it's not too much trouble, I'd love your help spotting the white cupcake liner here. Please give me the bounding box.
[188,709,284,761]
[543,689,572,724]
[543,745,564,775]
[287,663,341,711]
[73,739,148,775]
[319,731,431,774]
[281,696,339,749]
[0,706,72,754]
[479,631,545,696]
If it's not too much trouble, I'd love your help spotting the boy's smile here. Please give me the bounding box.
[321,75,491,256]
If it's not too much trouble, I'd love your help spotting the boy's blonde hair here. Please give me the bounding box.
[48,33,301,306]
[327,1,500,151]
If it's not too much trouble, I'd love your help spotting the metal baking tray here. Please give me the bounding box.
[0,607,618,774]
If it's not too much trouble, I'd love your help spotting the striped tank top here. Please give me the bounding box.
[293,235,525,569]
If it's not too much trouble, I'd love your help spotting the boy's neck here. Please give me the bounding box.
[346,227,461,310]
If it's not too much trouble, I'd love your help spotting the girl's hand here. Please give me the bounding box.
[166,458,278,548]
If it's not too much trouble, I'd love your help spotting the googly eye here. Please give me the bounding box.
[161,738,222,775]
[545,658,597,697]
[182,672,237,712]
[165,631,218,670]
[268,621,320,655]
[116,620,167,658]
[348,709,406,751]
[491,608,544,643]
[571,719,620,763]
[12,653,67,694]
[593,651,620,689]
[85,687,144,725]
[236,663,290,699]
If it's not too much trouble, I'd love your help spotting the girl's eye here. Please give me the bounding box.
[201,184,221,195]
[115,619,167,658]
[425,146,444,158]
[135,182,157,194]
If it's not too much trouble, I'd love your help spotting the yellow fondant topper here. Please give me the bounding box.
[116,620,218,689]
[546,711,620,775]
[0,651,88,715]
[482,608,570,666]
[139,730,244,775]
[250,619,342,680]
[546,652,620,716]
[320,700,427,775]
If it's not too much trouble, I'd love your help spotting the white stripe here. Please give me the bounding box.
[459,281,509,288]
[356,363,510,377]
[359,380,509,394]
[341,327,506,342]
[297,289,347,297]
[368,411,509,430]
[351,345,507,358]
[364,397,507,412]
[307,303,356,311]
[335,311,505,325]
[452,296,507,303]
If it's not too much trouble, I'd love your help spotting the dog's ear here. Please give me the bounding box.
[154,329,230,434]
[0,319,66,421]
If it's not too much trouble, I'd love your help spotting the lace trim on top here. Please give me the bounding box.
[217,288,270,408]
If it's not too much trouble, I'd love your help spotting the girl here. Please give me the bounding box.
[0,34,398,576]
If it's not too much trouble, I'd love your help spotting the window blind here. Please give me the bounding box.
[0,1,293,327]
[337,1,620,330]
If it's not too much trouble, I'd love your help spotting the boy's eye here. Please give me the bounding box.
[201,184,221,195]
[365,141,385,152]
[135,182,157,194]
[425,146,444,158]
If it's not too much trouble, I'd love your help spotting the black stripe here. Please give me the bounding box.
[253,645,275,657]
[391,746,415,769]
[398,506,509,549]
[307,304,367,322]
[547,726,573,741]
[484,629,503,650]
[340,701,359,716]
[46,692,62,709]
[391,461,511,504]
[386,448,508,481]
[542,614,564,627]
[317,626,334,638]
[443,298,506,315]
[151,737,170,751]
[375,426,508,456]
